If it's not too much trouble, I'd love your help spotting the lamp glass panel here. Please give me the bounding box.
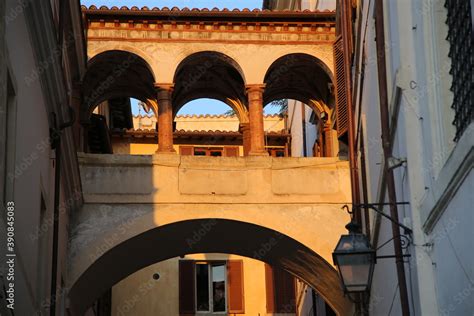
[337,253,372,292]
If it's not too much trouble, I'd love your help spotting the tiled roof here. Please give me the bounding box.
[112,128,288,136]
[81,5,334,14]
[173,129,288,136]
[132,114,283,119]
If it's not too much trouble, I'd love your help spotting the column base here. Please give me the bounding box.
[155,148,177,154]
[248,150,269,156]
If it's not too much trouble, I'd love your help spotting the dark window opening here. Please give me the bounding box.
[195,262,227,313]
[445,0,473,141]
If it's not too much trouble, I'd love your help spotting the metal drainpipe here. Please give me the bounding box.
[50,107,75,316]
[374,1,411,315]
[341,0,362,221]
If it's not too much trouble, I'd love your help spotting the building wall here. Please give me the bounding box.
[287,100,319,157]
[112,254,278,316]
[351,0,473,315]
[0,0,85,315]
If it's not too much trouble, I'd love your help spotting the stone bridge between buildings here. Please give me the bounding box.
[69,5,354,316]
[68,153,353,315]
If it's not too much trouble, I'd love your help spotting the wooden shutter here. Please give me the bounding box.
[274,268,296,313]
[179,260,195,315]
[333,35,349,138]
[227,260,245,313]
[265,265,296,313]
[224,146,239,157]
[179,146,194,156]
[265,264,275,313]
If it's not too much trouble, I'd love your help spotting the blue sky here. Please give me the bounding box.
[81,0,272,115]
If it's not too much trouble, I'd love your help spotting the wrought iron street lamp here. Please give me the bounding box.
[332,220,376,294]
[332,203,412,296]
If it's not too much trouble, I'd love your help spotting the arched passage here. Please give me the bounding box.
[82,50,157,119]
[264,53,333,107]
[264,54,336,157]
[173,51,248,123]
[68,219,352,316]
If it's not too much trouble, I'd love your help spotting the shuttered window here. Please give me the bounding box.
[333,35,349,138]
[227,260,245,313]
[179,261,195,315]
[265,264,296,313]
[265,264,275,313]
[179,260,245,314]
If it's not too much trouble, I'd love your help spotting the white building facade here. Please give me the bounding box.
[346,0,473,315]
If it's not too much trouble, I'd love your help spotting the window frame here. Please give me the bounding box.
[195,261,228,315]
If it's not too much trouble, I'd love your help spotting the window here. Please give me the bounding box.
[267,147,286,157]
[196,262,227,313]
[445,0,473,141]
[179,260,244,314]
[179,146,240,157]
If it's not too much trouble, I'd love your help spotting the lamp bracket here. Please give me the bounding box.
[376,234,411,251]
[376,254,411,259]
[351,203,413,236]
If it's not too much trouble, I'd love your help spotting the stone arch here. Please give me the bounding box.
[172,51,248,122]
[309,99,333,124]
[87,43,158,80]
[81,50,157,121]
[263,53,334,106]
[68,218,352,316]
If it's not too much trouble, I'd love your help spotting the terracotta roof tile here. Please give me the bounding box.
[114,128,288,136]
[132,114,283,119]
[81,5,335,14]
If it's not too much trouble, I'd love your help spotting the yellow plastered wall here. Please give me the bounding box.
[111,254,274,316]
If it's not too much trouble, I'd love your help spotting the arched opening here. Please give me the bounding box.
[81,50,157,153]
[108,254,337,315]
[68,219,352,316]
[173,52,247,121]
[264,54,337,157]
[174,98,242,156]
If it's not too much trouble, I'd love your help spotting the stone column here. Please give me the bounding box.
[239,123,251,156]
[155,83,176,154]
[246,84,268,156]
[323,121,333,157]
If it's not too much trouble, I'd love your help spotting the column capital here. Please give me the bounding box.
[323,120,332,131]
[245,83,266,94]
[238,122,250,132]
[154,83,174,93]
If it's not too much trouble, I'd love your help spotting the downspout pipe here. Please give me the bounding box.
[340,0,361,221]
[374,1,411,315]
[50,107,75,316]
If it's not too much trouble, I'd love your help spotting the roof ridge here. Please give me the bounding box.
[81,5,334,13]
[175,114,237,118]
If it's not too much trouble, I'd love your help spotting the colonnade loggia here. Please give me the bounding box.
[155,83,269,156]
